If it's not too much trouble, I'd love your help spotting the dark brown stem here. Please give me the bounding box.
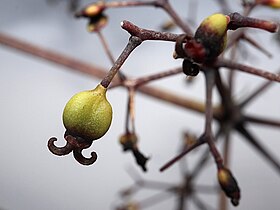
[244,115,280,128]
[97,30,126,81]
[133,67,182,88]
[121,20,186,41]
[228,12,278,33]
[158,0,193,34]
[239,71,279,108]
[97,31,115,64]
[0,32,219,115]
[215,59,280,83]
[204,69,224,169]
[236,124,280,174]
[100,36,142,88]
[159,136,205,172]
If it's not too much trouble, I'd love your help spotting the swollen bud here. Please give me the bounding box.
[63,84,113,141]
[218,167,241,206]
[194,13,230,60]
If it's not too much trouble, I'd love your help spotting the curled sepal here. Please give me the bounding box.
[218,167,241,206]
[47,132,98,166]
[73,148,97,165]
[48,137,73,156]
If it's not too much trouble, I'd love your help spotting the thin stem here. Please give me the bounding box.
[242,34,272,58]
[228,12,278,33]
[159,136,205,172]
[215,59,280,83]
[228,42,238,93]
[236,124,280,174]
[128,88,136,133]
[215,70,232,111]
[129,67,182,88]
[216,0,231,14]
[104,0,158,8]
[190,128,222,179]
[0,33,219,115]
[239,71,279,108]
[121,20,186,41]
[97,31,126,81]
[100,36,142,88]
[158,0,193,34]
[137,191,174,209]
[204,69,224,169]
[219,128,231,210]
[244,115,280,128]
[97,31,115,64]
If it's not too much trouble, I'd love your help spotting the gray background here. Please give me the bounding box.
[0,0,280,209]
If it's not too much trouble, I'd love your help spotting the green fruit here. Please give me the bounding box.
[195,13,229,60]
[63,84,113,141]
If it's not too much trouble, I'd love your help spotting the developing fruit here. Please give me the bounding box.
[63,84,113,141]
[194,13,230,61]
[218,167,241,206]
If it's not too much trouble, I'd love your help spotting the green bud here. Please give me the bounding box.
[63,84,113,141]
[194,13,230,60]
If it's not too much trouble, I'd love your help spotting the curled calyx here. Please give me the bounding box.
[48,84,113,166]
[119,132,149,172]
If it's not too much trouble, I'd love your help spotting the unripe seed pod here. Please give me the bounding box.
[63,84,112,141]
[194,13,230,60]
[218,167,241,206]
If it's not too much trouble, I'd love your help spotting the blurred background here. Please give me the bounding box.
[0,0,280,209]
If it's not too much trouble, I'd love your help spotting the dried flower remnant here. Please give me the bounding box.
[75,1,108,32]
[120,133,149,172]
[218,167,241,206]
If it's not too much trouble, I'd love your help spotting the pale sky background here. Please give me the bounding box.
[0,0,280,210]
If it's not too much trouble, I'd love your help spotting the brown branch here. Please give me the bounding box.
[244,115,280,128]
[236,124,280,174]
[0,32,210,114]
[121,20,186,41]
[215,59,280,83]
[100,36,142,88]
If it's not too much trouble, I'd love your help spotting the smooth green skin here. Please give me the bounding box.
[63,84,112,141]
